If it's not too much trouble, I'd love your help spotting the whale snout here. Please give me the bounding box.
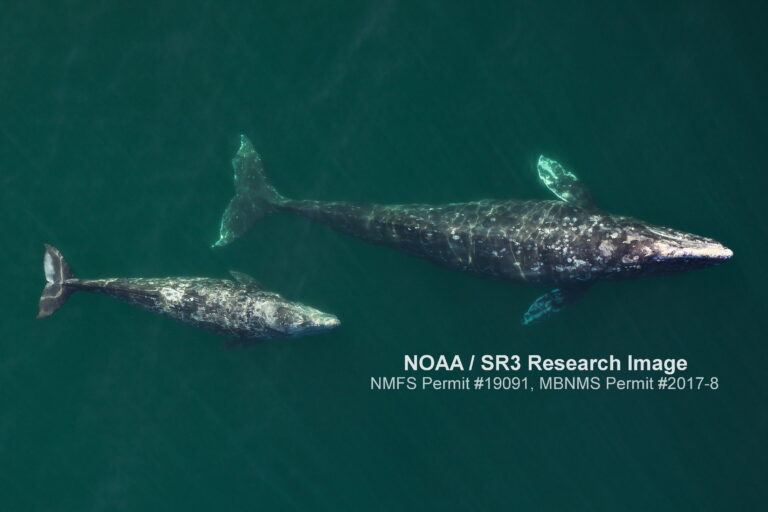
[281,306,341,336]
[646,229,733,272]
[703,243,733,261]
[652,239,733,263]
[309,312,341,331]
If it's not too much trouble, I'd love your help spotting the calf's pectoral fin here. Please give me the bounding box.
[522,285,590,325]
[536,156,596,208]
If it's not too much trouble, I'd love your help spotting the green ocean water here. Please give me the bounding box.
[1,1,766,510]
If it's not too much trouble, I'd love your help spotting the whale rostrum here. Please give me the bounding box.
[214,135,733,324]
[37,244,340,340]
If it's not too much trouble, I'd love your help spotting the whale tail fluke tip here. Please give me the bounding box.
[37,244,76,319]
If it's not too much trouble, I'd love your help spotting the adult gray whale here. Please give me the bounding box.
[37,244,340,340]
[213,136,732,324]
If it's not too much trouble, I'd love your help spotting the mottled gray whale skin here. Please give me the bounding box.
[37,244,340,340]
[214,135,733,324]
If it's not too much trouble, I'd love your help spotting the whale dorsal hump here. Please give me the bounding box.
[229,270,263,288]
[537,156,595,208]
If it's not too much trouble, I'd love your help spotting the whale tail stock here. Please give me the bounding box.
[212,135,286,248]
[37,244,77,319]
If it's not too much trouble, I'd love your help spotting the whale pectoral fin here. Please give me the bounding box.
[229,270,263,288]
[537,156,595,208]
[522,285,590,325]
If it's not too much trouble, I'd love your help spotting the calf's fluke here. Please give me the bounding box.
[37,244,75,319]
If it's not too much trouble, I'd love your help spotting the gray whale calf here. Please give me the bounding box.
[37,244,340,339]
[214,135,732,324]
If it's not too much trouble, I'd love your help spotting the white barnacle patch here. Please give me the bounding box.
[160,287,184,304]
[598,240,615,257]
[258,301,283,330]
[572,257,588,268]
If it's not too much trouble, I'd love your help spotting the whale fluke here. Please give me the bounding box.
[213,135,285,248]
[37,244,76,319]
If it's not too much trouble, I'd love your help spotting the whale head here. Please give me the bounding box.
[275,302,341,337]
[644,226,733,272]
[612,222,733,277]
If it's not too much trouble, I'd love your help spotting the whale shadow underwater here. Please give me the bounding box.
[213,135,732,324]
